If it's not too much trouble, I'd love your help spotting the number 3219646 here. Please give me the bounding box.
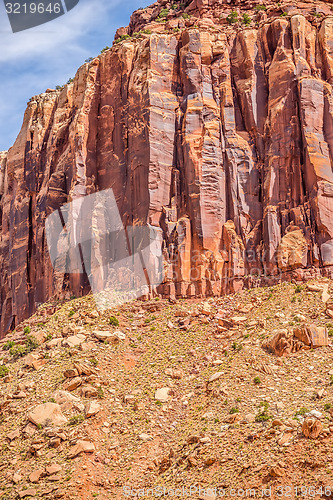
[5,3,62,14]
[277,486,332,497]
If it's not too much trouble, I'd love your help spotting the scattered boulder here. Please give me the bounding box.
[263,325,328,356]
[85,401,101,418]
[24,353,45,371]
[63,377,82,392]
[302,418,323,439]
[29,469,44,483]
[7,428,20,441]
[62,334,86,348]
[63,368,79,378]
[68,440,95,458]
[28,403,67,427]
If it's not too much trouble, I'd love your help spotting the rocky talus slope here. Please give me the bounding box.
[0,280,333,498]
[2,0,333,336]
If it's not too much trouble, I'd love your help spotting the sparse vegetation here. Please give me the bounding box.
[3,340,15,351]
[254,376,261,385]
[295,407,309,416]
[255,5,267,11]
[242,13,252,26]
[255,402,272,422]
[227,11,238,24]
[230,407,240,414]
[109,316,119,327]
[0,365,9,378]
[68,414,85,426]
[158,8,169,20]
[97,386,105,399]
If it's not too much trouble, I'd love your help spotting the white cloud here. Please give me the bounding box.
[0,0,149,150]
[0,0,122,63]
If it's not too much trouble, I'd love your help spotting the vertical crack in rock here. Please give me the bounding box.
[1,4,333,335]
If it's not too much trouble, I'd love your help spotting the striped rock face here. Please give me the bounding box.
[1,0,333,336]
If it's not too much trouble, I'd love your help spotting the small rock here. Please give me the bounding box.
[155,387,171,403]
[63,368,79,378]
[80,385,98,398]
[165,368,183,379]
[68,440,95,458]
[18,490,37,498]
[29,469,44,483]
[7,428,20,441]
[85,401,101,418]
[63,377,82,392]
[208,372,223,383]
[139,433,153,442]
[46,464,62,475]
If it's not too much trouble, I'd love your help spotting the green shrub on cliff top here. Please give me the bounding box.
[242,13,252,26]
[227,11,238,24]
[158,8,169,19]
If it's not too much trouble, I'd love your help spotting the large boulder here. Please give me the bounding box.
[28,403,67,427]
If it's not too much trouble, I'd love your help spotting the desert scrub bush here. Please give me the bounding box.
[294,284,303,293]
[68,414,85,426]
[24,326,31,335]
[9,335,38,359]
[182,12,190,19]
[242,13,252,26]
[230,407,240,414]
[255,5,266,10]
[3,341,15,351]
[109,316,119,327]
[158,8,169,19]
[25,335,39,353]
[67,78,74,84]
[101,45,111,52]
[280,11,288,17]
[255,402,272,422]
[10,345,27,359]
[254,376,261,385]
[97,386,105,399]
[85,57,94,63]
[295,407,309,416]
[227,11,238,24]
[0,365,9,378]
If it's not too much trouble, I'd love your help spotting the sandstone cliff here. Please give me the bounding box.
[2,0,333,336]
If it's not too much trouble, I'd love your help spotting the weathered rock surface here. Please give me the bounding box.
[2,0,333,335]
[28,402,67,427]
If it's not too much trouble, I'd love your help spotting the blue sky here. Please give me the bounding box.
[0,0,150,151]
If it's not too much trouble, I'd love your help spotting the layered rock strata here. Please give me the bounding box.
[1,0,333,335]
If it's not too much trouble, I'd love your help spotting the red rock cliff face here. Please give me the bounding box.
[2,0,333,336]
